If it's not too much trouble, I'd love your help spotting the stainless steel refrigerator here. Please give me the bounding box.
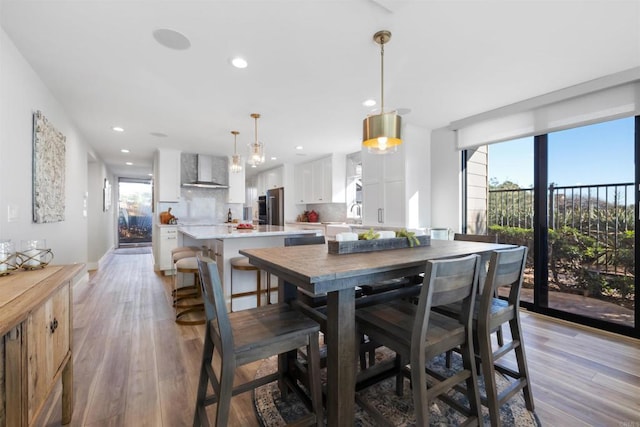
[266,187,284,226]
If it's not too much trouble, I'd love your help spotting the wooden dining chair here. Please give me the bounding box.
[355,254,482,426]
[437,246,533,426]
[193,255,323,427]
[475,246,534,427]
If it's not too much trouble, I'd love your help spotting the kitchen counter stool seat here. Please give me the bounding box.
[172,249,201,301]
[174,256,205,325]
[230,256,263,310]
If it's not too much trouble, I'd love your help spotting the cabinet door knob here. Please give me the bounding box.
[49,318,59,334]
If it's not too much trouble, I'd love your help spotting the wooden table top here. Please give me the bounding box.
[240,239,513,295]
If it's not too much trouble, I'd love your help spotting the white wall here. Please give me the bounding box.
[87,160,116,269]
[404,123,431,229]
[430,128,462,233]
[0,27,112,268]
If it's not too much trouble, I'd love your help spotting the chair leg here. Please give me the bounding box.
[510,317,535,411]
[193,327,214,427]
[460,338,482,422]
[410,353,429,426]
[394,354,404,397]
[445,349,453,369]
[215,360,235,427]
[478,325,501,427]
[307,332,324,427]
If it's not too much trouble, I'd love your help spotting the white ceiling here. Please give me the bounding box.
[1,0,639,178]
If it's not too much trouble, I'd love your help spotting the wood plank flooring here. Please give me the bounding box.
[38,250,639,426]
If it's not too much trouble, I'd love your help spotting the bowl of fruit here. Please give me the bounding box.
[236,223,255,230]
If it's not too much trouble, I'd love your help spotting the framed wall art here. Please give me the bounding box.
[32,110,66,223]
[103,178,112,212]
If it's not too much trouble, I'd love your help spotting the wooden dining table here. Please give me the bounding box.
[240,238,514,426]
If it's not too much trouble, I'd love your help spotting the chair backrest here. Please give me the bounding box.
[479,246,528,323]
[284,235,326,247]
[413,254,480,348]
[454,233,498,243]
[197,255,234,356]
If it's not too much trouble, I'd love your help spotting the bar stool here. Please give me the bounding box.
[230,256,262,311]
[172,248,201,303]
[174,256,205,325]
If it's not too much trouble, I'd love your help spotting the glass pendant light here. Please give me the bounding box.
[362,30,402,155]
[247,113,265,167]
[230,130,242,173]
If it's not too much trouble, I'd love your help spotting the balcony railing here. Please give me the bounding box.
[489,182,635,275]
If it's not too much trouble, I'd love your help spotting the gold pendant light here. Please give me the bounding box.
[363,30,402,154]
[247,113,265,167]
[230,130,243,173]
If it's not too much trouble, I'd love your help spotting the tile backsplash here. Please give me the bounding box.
[305,203,347,223]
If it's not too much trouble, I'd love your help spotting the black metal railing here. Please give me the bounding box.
[489,182,635,275]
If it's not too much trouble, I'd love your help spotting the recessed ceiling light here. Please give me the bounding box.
[152,28,191,50]
[363,99,377,107]
[121,149,130,153]
[270,156,277,161]
[112,126,124,132]
[150,132,168,138]
[295,145,303,150]
[148,173,153,177]
[125,162,133,166]
[231,57,248,69]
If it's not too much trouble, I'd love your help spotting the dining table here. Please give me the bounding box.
[240,238,514,426]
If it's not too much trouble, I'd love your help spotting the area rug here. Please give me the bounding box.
[254,347,541,426]
[113,246,152,255]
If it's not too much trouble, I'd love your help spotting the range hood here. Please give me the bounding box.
[182,154,229,189]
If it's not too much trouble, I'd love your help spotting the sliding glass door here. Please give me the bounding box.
[470,116,638,337]
[546,118,635,328]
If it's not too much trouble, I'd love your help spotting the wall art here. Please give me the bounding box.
[32,110,66,223]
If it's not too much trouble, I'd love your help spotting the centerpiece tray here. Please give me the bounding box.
[328,235,430,254]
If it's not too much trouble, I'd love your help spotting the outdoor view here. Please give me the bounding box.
[118,180,153,247]
[486,117,635,328]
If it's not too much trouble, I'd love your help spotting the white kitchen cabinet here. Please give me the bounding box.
[362,145,406,226]
[227,157,245,204]
[256,166,284,196]
[155,148,181,202]
[294,162,312,204]
[156,225,178,274]
[294,155,345,204]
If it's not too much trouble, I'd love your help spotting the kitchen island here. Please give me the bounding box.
[178,225,317,311]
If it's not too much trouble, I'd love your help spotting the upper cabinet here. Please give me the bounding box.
[155,148,181,202]
[256,166,284,196]
[294,154,346,204]
[227,157,245,204]
[362,144,406,226]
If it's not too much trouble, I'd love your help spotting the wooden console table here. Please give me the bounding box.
[0,264,84,426]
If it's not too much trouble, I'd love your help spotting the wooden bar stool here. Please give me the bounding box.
[230,256,262,311]
[174,256,205,325]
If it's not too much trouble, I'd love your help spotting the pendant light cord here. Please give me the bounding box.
[380,40,385,114]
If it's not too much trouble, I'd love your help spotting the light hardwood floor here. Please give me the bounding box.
[39,250,639,426]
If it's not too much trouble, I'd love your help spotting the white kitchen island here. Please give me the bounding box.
[178,225,317,311]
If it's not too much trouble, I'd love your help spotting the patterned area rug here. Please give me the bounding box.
[254,347,541,426]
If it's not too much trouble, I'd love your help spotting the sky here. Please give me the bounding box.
[488,116,635,189]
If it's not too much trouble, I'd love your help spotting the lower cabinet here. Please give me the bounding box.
[157,225,179,274]
[0,265,82,426]
[27,283,70,423]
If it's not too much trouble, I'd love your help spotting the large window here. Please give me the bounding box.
[468,116,638,338]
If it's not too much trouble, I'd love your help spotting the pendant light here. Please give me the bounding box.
[230,130,243,173]
[362,30,402,155]
[247,113,265,167]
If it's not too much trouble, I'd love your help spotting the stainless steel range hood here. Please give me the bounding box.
[182,154,229,189]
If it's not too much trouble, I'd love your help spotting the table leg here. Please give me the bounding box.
[326,287,356,426]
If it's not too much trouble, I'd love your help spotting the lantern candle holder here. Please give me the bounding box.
[17,239,54,270]
[0,240,17,276]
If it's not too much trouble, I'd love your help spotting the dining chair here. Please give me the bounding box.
[437,246,533,426]
[193,255,323,427]
[475,246,534,427]
[355,254,482,426]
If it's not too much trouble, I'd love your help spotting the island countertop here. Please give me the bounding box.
[178,224,318,240]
